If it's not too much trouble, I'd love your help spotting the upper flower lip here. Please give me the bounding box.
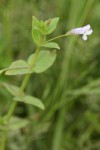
[68,24,93,41]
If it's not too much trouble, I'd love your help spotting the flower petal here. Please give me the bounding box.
[68,24,93,41]
[82,34,87,41]
[70,27,84,34]
[82,24,91,31]
[69,24,91,35]
[86,29,93,35]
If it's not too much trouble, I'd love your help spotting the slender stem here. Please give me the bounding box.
[46,33,69,43]
[5,101,17,121]
[19,74,31,96]
[19,47,40,96]
[0,47,40,150]
[30,46,40,67]
[6,46,40,119]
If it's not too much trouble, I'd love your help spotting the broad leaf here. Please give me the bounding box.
[45,17,59,34]
[14,95,44,110]
[41,42,60,50]
[28,50,57,73]
[5,60,33,75]
[3,83,24,97]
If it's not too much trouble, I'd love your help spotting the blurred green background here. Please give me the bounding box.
[0,0,100,150]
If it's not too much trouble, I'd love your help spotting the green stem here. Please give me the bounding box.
[19,74,31,96]
[7,46,40,118]
[0,47,40,150]
[46,33,69,43]
[19,47,40,96]
[5,101,17,121]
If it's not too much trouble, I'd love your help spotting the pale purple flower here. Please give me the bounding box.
[69,24,93,41]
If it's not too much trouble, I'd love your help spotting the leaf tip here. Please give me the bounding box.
[41,104,45,110]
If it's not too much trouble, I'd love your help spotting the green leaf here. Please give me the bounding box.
[34,20,47,35]
[32,29,42,45]
[8,117,29,130]
[3,83,24,97]
[5,60,33,75]
[28,50,57,73]
[0,69,7,75]
[14,95,44,110]
[32,16,42,45]
[45,17,59,34]
[32,16,40,29]
[41,42,60,50]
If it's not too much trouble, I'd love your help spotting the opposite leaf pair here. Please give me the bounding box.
[2,83,44,110]
[32,16,59,45]
[0,50,57,75]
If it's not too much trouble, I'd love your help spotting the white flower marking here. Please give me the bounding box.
[69,24,93,41]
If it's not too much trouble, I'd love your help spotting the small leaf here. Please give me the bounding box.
[41,42,60,50]
[14,95,45,110]
[0,69,7,75]
[5,60,33,75]
[32,16,42,45]
[45,17,59,34]
[3,83,24,97]
[28,50,57,73]
[8,117,29,130]
[32,16,40,29]
[32,29,42,45]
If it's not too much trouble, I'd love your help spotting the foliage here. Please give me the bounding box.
[0,0,100,150]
